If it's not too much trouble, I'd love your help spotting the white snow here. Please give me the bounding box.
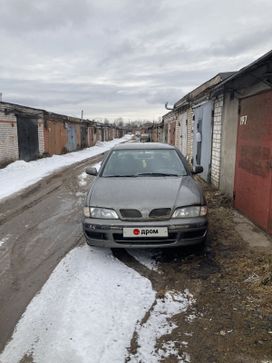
[0,235,10,248]
[186,314,197,323]
[159,342,191,363]
[0,243,197,363]
[77,171,88,187]
[128,289,195,362]
[127,249,161,271]
[0,135,131,202]
[0,245,155,363]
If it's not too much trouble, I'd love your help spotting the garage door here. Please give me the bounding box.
[17,116,39,162]
[192,101,213,182]
[168,121,176,146]
[234,90,272,234]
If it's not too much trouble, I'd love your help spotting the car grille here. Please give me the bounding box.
[112,229,206,245]
[119,209,142,218]
[119,208,172,220]
[149,208,171,218]
[113,232,177,245]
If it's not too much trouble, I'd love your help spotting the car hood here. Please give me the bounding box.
[87,176,204,210]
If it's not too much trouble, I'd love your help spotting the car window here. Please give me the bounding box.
[101,149,187,177]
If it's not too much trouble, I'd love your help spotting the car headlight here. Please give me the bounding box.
[84,207,119,219]
[83,207,91,217]
[172,206,207,218]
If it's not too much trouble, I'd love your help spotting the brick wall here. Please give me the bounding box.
[211,94,224,187]
[169,120,176,145]
[0,112,19,166]
[175,118,181,150]
[38,118,45,155]
[162,111,177,145]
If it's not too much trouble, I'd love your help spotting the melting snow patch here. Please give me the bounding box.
[0,245,155,363]
[75,191,85,197]
[158,341,190,362]
[0,235,10,248]
[186,313,197,323]
[77,171,88,187]
[128,289,195,362]
[184,332,193,336]
[127,249,161,271]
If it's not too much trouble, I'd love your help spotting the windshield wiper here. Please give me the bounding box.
[136,172,180,177]
[103,174,137,177]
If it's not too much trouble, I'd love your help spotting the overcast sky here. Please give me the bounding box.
[0,0,271,121]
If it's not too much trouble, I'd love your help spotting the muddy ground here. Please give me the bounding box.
[117,182,272,363]
[0,158,271,362]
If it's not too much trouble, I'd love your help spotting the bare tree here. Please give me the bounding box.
[114,117,124,127]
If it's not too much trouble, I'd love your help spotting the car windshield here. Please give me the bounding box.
[101,149,187,177]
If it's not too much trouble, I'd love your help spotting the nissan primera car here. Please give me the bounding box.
[83,143,207,248]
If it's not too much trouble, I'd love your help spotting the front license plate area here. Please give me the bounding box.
[123,227,168,238]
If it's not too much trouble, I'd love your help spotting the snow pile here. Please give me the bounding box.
[0,237,196,363]
[0,245,155,363]
[128,290,195,363]
[0,135,131,202]
[77,171,88,187]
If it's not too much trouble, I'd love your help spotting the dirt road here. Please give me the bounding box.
[0,154,104,352]
[0,159,271,362]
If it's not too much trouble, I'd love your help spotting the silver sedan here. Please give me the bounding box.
[83,143,207,248]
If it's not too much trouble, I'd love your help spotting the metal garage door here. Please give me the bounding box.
[180,112,187,157]
[234,90,272,234]
[80,125,88,148]
[67,124,77,152]
[192,101,213,182]
[17,116,39,161]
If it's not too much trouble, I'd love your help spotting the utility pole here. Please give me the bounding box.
[81,110,84,121]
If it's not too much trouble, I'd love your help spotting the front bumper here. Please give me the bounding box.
[82,217,208,248]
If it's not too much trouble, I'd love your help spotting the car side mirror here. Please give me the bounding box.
[86,167,98,176]
[192,166,203,175]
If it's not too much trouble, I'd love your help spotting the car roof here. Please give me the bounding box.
[113,142,175,150]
